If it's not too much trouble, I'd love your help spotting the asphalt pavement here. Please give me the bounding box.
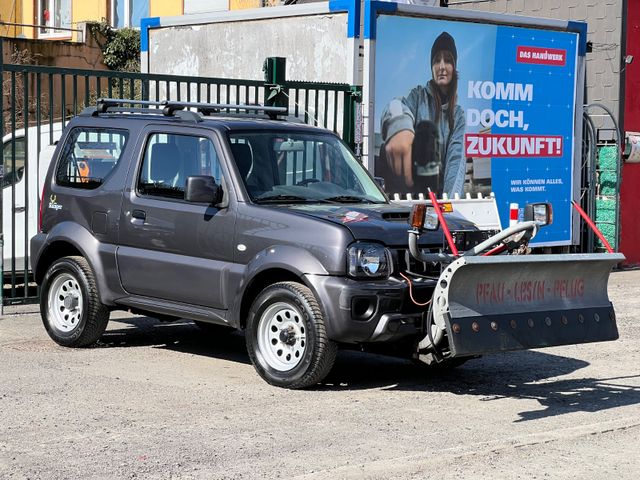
[1,269,639,479]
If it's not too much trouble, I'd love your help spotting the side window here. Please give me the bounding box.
[138,133,220,200]
[55,128,128,189]
[1,137,26,189]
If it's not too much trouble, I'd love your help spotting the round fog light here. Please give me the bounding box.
[351,297,376,321]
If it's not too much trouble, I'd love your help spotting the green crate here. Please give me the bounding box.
[597,145,619,171]
[599,171,618,196]
[595,198,617,248]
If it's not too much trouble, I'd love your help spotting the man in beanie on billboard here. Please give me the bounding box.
[379,31,466,197]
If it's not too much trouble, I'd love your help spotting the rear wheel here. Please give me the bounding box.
[40,256,109,347]
[246,281,337,389]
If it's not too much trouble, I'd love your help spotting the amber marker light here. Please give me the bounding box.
[409,203,427,231]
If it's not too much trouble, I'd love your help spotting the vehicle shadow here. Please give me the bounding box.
[97,315,640,422]
[97,314,251,365]
[322,349,640,422]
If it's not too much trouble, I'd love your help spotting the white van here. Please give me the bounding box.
[2,124,63,275]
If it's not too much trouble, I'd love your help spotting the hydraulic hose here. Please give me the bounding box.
[408,232,456,264]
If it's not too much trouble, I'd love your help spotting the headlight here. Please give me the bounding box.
[347,243,392,278]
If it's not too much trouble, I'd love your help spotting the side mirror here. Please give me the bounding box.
[524,202,553,226]
[185,175,223,204]
[374,176,386,191]
[408,203,439,232]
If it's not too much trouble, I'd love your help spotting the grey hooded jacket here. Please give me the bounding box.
[381,82,466,196]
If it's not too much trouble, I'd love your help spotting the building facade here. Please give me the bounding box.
[450,0,624,135]
[0,0,183,42]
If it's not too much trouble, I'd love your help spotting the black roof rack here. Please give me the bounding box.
[95,98,167,113]
[87,98,289,120]
[163,100,288,119]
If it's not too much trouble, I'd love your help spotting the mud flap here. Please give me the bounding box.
[428,253,624,357]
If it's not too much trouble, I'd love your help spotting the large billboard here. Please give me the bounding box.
[373,15,580,244]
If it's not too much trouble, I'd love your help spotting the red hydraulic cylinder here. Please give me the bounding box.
[428,189,459,256]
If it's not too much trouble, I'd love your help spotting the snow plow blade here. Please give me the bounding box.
[431,253,624,357]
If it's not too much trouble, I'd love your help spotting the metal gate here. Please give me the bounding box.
[1,59,361,306]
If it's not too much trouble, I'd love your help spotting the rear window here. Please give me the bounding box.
[56,127,128,189]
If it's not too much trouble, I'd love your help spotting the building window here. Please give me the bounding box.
[38,0,72,38]
[112,0,150,28]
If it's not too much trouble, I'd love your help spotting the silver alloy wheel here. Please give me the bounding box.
[47,272,84,333]
[257,302,307,372]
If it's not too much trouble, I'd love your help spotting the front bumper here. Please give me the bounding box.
[305,274,435,344]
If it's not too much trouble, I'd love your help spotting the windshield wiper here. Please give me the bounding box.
[254,194,310,204]
[321,195,376,204]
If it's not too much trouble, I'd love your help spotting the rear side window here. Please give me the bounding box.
[137,132,220,200]
[56,127,128,189]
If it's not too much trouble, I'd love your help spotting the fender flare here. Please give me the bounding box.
[229,244,331,326]
[34,222,124,306]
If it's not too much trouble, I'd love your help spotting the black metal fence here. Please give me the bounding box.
[0,60,361,306]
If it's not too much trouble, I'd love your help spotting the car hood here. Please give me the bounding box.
[280,203,478,246]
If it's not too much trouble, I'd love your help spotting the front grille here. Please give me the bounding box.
[393,230,499,275]
[392,248,442,277]
[392,229,499,276]
[451,229,499,252]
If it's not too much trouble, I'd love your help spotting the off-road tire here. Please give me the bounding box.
[246,281,337,389]
[40,256,109,347]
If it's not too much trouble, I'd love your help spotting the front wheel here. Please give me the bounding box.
[246,282,337,389]
[40,256,110,347]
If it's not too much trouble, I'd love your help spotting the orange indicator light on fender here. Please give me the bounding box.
[410,203,426,230]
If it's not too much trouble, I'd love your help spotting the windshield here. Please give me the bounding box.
[228,131,387,204]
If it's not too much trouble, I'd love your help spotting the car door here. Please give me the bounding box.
[116,125,235,309]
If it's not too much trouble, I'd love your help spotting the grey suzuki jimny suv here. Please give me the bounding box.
[31,99,480,389]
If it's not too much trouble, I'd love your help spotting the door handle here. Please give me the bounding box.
[131,209,146,224]
[132,209,146,220]
[13,206,26,213]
